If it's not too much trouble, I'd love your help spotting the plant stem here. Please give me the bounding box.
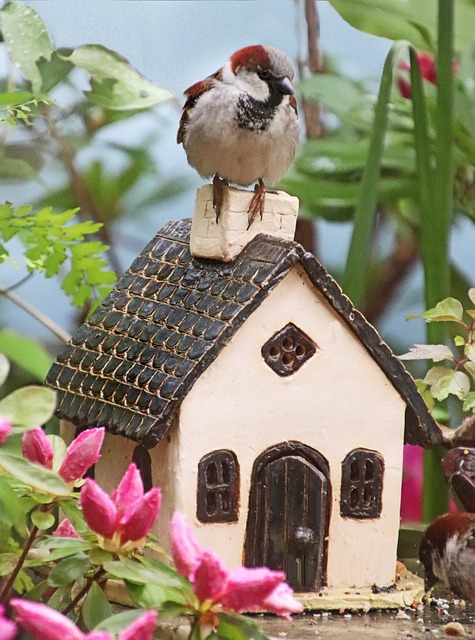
[61,567,106,615]
[0,525,39,604]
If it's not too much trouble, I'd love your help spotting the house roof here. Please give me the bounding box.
[46,219,442,449]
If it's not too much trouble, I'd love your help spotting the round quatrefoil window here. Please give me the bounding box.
[261,322,317,377]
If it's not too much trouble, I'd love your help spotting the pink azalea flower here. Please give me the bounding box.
[398,52,459,99]
[80,463,162,552]
[0,604,17,640]
[22,428,54,469]
[22,426,104,484]
[170,512,303,620]
[11,599,158,640]
[52,518,81,538]
[0,415,12,444]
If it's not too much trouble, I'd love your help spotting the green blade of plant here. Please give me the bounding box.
[342,43,402,306]
[0,2,53,94]
[60,45,174,111]
[0,330,51,381]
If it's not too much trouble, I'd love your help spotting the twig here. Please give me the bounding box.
[0,283,71,342]
[0,526,39,604]
[61,567,106,615]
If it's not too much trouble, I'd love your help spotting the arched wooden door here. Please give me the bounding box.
[244,442,331,592]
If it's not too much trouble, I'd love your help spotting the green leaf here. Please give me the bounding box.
[95,609,151,634]
[463,392,475,413]
[217,612,269,640]
[422,297,464,324]
[423,366,471,401]
[31,509,55,530]
[468,288,475,306]
[0,353,10,387]
[0,385,57,429]
[0,552,20,577]
[47,553,92,587]
[0,451,69,496]
[104,556,186,590]
[61,45,174,111]
[0,2,53,93]
[125,580,187,611]
[24,579,49,601]
[399,344,454,362]
[329,0,435,50]
[0,476,27,535]
[0,91,35,106]
[82,581,112,631]
[465,343,475,363]
[0,331,51,380]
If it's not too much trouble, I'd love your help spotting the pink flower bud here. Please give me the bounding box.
[219,566,286,612]
[170,512,202,579]
[0,415,12,444]
[0,604,17,640]
[261,581,303,619]
[53,518,80,539]
[11,598,86,640]
[80,478,117,539]
[58,427,104,483]
[118,610,158,640]
[120,488,162,543]
[22,428,54,469]
[191,550,229,602]
[112,463,144,519]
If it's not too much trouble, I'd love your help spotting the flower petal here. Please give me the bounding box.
[261,582,303,620]
[192,550,229,602]
[0,604,17,640]
[85,633,112,640]
[59,427,105,483]
[0,415,12,445]
[11,598,85,640]
[120,488,161,543]
[118,610,158,640]
[219,567,286,612]
[53,518,80,539]
[22,428,54,469]
[80,478,118,539]
[169,512,202,579]
[112,463,144,519]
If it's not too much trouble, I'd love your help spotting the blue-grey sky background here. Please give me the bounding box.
[2,1,474,350]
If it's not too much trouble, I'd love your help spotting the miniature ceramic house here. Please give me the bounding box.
[46,186,442,609]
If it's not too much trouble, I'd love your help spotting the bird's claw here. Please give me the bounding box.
[247,180,266,230]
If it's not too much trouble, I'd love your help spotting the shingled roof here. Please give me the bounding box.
[46,219,442,450]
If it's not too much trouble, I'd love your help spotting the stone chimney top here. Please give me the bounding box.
[190,185,299,262]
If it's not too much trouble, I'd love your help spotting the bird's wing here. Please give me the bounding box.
[177,70,221,144]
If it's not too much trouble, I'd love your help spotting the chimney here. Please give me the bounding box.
[190,185,299,262]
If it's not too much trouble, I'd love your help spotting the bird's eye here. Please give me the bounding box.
[258,68,271,80]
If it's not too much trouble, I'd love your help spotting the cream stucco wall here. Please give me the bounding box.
[93,264,406,590]
[173,265,406,588]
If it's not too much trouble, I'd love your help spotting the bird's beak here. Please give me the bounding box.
[273,76,294,95]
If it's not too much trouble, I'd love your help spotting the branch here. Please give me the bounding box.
[0,283,71,342]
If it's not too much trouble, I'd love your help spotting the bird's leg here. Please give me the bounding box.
[247,179,266,230]
[212,175,227,222]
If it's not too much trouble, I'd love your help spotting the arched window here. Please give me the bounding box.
[197,450,239,523]
[340,448,384,519]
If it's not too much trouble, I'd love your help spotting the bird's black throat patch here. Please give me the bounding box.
[235,90,283,133]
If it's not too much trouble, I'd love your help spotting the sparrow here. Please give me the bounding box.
[442,447,475,513]
[177,44,299,227]
[419,512,475,602]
